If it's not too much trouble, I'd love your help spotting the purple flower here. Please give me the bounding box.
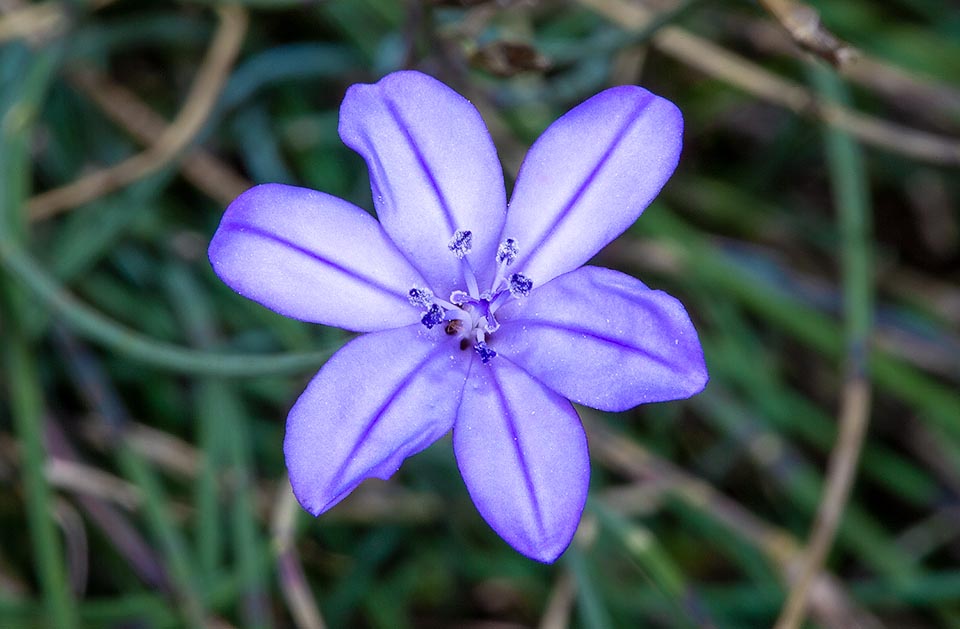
[209,71,707,562]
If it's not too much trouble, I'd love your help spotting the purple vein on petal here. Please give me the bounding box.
[383,98,456,234]
[354,128,437,282]
[507,319,681,372]
[487,363,547,538]
[221,221,409,301]
[324,342,451,504]
[519,93,654,259]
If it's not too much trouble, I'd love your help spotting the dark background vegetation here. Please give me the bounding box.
[1,0,958,627]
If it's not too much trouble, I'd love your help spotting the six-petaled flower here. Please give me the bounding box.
[208,70,708,562]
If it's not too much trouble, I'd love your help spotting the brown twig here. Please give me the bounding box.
[576,0,960,165]
[729,15,960,130]
[757,0,856,67]
[0,1,64,42]
[46,457,142,510]
[57,68,252,210]
[272,483,327,629]
[584,414,886,629]
[773,378,872,629]
[27,5,249,220]
[537,516,600,629]
[51,498,89,595]
[538,571,576,629]
[774,63,876,628]
[42,416,170,590]
[81,418,201,479]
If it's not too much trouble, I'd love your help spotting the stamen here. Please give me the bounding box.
[408,287,434,308]
[475,341,497,364]
[447,230,473,259]
[489,237,519,294]
[425,232,528,352]
[508,273,533,298]
[420,303,445,329]
[496,238,518,266]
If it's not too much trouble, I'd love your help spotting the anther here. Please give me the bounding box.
[408,287,433,308]
[496,238,518,266]
[508,273,533,298]
[448,230,473,259]
[420,303,445,329]
[475,341,497,364]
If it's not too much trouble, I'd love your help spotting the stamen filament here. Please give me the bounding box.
[460,257,480,300]
[489,290,511,314]
[488,269,506,296]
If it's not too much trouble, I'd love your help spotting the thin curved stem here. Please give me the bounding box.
[0,240,341,377]
[272,485,327,629]
[28,5,248,220]
[774,64,875,629]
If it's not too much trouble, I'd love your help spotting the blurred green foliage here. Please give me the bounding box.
[1,0,959,627]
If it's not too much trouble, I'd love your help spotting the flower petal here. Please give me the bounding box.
[503,86,682,286]
[494,266,707,411]
[209,184,425,332]
[285,325,471,515]
[454,357,589,563]
[339,71,507,296]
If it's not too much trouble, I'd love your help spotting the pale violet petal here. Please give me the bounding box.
[503,86,682,287]
[454,357,589,563]
[285,325,471,515]
[209,184,424,332]
[339,71,507,296]
[494,266,708,411]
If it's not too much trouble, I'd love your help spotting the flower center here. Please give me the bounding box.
[408,231,532,364]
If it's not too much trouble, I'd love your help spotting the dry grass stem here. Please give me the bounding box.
[577,0,960,165]
[272,484,327,629]
[538,515,599,629]
[46,458,141,511]
[27,5,249,220]
[58,69,252,210]
[732,16,960,129]
[52,499,88,595]
[0,1,63,42]
[538,571,576,629]
[584,415,886,629]
[774,378,873,629]
[757,0,856,66]
[121,427,199,478]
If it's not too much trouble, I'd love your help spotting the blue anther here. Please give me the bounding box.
[420,303,445,329]
[508,273,533,298]
[496,238,518,265]
[448,230,473,259]
[475,341,497,364]
[408,287,434,308]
